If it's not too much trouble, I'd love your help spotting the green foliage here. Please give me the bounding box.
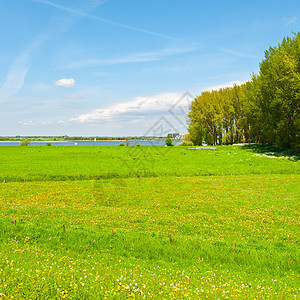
[256,33,300,150]
[165,137,174,146]
[188,117,204,146]
[46,143,51,146]
[136,142,141,146]
[19,140,30,146]
[188,33,300,150]
[188,84,251,146]
[118,143,125,146]
[179,141,194,146]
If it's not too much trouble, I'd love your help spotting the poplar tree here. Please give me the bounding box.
[188,33,300,150]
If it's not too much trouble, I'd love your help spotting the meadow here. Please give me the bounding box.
[0,145,299,299]
[0,144,298,182]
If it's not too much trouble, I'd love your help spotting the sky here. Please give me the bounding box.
[0,0,299,137]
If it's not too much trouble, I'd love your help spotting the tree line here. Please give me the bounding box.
[188,33,300,151]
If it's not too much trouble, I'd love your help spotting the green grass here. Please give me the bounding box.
[0,144,299,182]
[0,145,299,298]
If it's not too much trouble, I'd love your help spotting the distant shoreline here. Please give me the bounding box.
[0,140,66,143]
[0,139,175,142]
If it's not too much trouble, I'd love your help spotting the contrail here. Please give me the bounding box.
[0,0,106,102]
[31,0,177,41]
[0,35,46,102]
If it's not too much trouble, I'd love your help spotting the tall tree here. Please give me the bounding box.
[188,33,300,150]
[257,33,300,150]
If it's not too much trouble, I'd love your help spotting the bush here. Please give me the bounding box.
[20,140,30,146]
[179,141,194,146]
[136,142,141,147]
[118,143,125,147]
[47,143,51,146]
[165,137,174,146]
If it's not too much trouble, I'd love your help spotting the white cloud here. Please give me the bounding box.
[19,120,53,126]
[203,80,246,92]
[70,80,246,123]
[54,78,75,88]
[282,17,298,25]
[19,120,33,126]
[71,92,182,123]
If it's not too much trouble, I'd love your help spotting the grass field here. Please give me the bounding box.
[0,144,299,182]
[0,145,299,299]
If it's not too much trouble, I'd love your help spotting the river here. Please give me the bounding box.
[0,140,183,146]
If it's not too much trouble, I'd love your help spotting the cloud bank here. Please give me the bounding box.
[71,92,181,123]
[71,81,245,123]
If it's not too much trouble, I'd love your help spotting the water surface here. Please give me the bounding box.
[0,140,183,146]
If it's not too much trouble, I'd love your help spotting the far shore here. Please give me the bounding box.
[0,139,172,142]
[0,140,66,143]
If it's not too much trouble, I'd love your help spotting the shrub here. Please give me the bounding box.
[179,141,194,146]
[118,143,125,147]
[165,137,174,146]
[47,143,51,146]
[20,140,30,146]
[136,142,141,147]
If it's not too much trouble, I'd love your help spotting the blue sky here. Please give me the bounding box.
[0,0,299,136]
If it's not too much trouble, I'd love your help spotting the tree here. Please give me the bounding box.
[257,33,300,150]
[20,140,30,146]
[165,137,174,146]
[188,33,300,150]
[188,85,248,146]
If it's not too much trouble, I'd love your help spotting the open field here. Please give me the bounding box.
[0,145,299,299]
[0,144,299,182]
